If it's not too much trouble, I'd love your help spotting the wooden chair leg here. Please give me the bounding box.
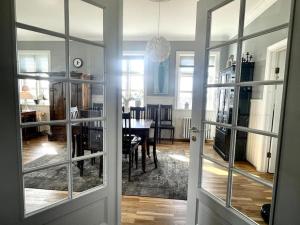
[135,148,138,169]
[159,128,162,143]
[99,155,103,178]
[153,145,158,169]
[79,160,84,176]
[131,152,134,168]
[172,129,174,144]
[147,140,150,158]
[128,153,132,182]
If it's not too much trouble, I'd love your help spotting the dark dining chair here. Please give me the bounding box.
[130,107,145,120]
[122,112,140,181]
[159,105,175,144]
[74,122,104,177]
[146,104,159,128]
[147,108,159,168]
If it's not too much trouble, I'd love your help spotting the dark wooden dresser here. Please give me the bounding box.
[21,110,38,140]
[213,62,254,161]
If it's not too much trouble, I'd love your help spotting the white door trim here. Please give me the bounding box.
[262,39,287,173]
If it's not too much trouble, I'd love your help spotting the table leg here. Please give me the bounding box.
[142,138,146,173]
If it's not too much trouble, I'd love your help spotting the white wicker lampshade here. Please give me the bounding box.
[146,36,171,63]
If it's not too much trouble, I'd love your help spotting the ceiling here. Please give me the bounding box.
[16,0,276,42]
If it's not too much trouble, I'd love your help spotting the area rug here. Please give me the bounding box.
[122,150,189,200]
[24,149,189,200]
[24,155,103,192]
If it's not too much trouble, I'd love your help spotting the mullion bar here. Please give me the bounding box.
[238,80,284,86]
[71,151,105,163]
[22,160,69,175]
[206,79,284,88]
[70,36,104,48]
[207,0,235,17]
[20,120,67,128]
[232,167,273,189]
[206,39,238,51]
[65,0,73,201]
[70,78,105,85]
[82,0,106,9]
[70,117,106,123]
[203,121,279,138]
[226,0,246,208]
[241,23,289,42]
[235,126,278,138]
[17,74,68,82]
[203,120,232,129]
[201,154,229,168]
[16,22,66,39]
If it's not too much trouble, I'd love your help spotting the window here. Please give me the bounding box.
[122,56,145,107]
[200,0,292,224]
[206,52,220,113]
[18,51,50,105]
[176,52,194,110]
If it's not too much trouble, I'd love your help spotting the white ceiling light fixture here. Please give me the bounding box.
[146,0,171,63]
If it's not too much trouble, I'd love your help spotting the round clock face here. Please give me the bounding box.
[73,58,83,68]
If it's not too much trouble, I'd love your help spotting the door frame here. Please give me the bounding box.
[264,39,287,173]
[0,0,123,224]
[187,0,295,225]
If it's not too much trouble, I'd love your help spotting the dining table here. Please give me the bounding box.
[123,119,153,173]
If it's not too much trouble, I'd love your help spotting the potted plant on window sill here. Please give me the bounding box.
[122,96,134,112]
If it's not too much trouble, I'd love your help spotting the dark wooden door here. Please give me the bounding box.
[49,81,66,141]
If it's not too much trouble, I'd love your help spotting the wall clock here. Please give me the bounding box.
[73,58,83,68]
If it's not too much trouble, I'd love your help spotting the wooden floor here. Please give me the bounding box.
[23,138,272,224]
[122,196,186,225]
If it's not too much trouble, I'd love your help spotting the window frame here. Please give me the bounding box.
[175,51,195,110]
[18,50,51,106]
[198,0,294,224]
[14,0,107,218]
[122,53,145,107]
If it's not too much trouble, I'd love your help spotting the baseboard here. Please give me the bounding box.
[159,138,190,142]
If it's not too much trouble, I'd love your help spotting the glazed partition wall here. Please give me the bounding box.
[15,0,106,216]
[199,0,293,224]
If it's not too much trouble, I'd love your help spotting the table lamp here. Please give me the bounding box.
[20,85,34,112]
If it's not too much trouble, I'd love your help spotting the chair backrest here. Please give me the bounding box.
[153,108,159,144]
[160,105,173,125]
[70,106,79,119]
[146,104,159,120]
[92,103,103,116]
[130,107,145,120]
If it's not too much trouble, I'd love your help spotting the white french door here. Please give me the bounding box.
[9,0,121,224]
[187,0,293,225]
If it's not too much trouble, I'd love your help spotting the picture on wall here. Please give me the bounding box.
[149,58,169,95]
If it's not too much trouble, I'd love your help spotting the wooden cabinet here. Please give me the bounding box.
[213,62,254,161]
[48,73,91,141]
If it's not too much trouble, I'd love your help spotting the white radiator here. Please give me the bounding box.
[183,117,192,139]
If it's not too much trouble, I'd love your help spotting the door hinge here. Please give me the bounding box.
[275,67,280,74]
[267,152,272,158]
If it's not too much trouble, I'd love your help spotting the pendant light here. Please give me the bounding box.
[146,0,171,63]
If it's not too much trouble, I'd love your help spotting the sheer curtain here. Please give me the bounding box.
[18,51,50,105]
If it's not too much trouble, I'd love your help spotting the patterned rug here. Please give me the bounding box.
[122,149,189,200]
[24,156,103,192]
[24,149,189,200]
